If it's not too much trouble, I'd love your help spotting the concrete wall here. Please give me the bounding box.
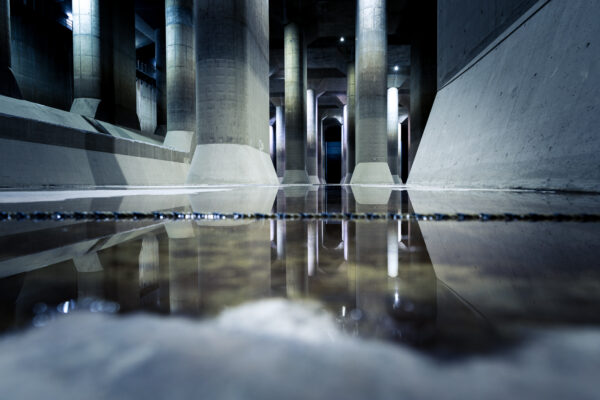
[136,79,157,135]
[0,95,188,187]
[409,0,600,192]
[437,0,539,87]
[10,7,73,110]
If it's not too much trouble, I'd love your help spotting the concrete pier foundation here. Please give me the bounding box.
[163,0,195,154]
[387,87,401,183]
[187,0,277,184]
[282,22,310,184]
[351,0,392,184]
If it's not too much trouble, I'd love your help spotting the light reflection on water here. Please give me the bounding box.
[0,186,599,355]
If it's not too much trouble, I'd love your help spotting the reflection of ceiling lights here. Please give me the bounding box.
[339,36,345,43]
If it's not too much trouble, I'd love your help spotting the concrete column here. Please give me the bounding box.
[387,87,401,183]
[0,0,10,73]
[0,0,19,98]
[343,62,356,183]
[283,22,310,184]
[351,0,393,184]
[100,0,140,130]
[187,0,277,184]
[306,89,320,184]
[154,27,167,136]
[318,113,326,183]
[276,105,286,181]
[400,119,409,183]
[341,105,348,183]
[163,0,195,154]
[70,0,102,116]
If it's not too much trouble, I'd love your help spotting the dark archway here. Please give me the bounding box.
[323,120,342,184]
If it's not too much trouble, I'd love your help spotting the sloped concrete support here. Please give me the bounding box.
[408,0,600,192]
[164,0,195,153]
[283,22,309,184]
[186,144,278,185]
[188,0,277,185]
[351,0,393,184]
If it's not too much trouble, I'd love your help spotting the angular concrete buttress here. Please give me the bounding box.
[350,0,394,184]
[187,0,278,185]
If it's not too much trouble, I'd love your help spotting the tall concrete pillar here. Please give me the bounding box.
[343,63,356,183]
[187,0,277,184]
[154,27,167,136]
[351,0,393,184]
[71,0,102,116]
[400,119,409,183]
[387,87,401,183]
[0,0,10,74]
[318,113,326,183]
[276,105,286,181]
[101,0,140,130]
[306,89,320,184]
[341,105,348,183]
[0,0,19,98]
[163,0,195,153]
[283,22,310,184]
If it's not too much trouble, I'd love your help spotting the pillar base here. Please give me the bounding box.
[392,174,402,184]
[308,175,321,184]
[186,143,279,185]
[350,162,394,184]
[342,173,353,184]
[283,169,311,184]
[71,98,102,118]
[0,67,22,99]
[164,130,195,154]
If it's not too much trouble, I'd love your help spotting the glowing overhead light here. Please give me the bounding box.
[393,65,399,72]
[339,36,345,43]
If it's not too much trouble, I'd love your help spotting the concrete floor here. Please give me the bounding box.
[0,185,598,399]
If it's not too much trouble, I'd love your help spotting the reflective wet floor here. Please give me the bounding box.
[0,186,599,398]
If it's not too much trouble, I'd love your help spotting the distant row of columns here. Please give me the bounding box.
[5,0,405,185]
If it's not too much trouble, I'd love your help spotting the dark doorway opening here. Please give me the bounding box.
[324,123,342,184]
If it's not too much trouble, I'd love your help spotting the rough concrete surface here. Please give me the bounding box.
[409,0,600,192]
